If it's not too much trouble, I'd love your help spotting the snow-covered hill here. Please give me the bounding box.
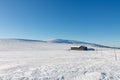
[0,38,118,51]
[0,39,120,80]
[48,39,116,48]
[0,39,72,51]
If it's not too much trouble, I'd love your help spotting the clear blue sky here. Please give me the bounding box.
[0,0,120,45]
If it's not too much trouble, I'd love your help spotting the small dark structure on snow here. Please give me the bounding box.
[71,46,88,51]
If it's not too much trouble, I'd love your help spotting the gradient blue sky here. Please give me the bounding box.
[0,0,120,45]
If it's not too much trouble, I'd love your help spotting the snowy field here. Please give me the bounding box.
[0,39,120,80]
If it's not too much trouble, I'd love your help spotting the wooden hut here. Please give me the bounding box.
[71,46,87,50]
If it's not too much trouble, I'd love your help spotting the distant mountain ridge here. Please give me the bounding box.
[0,38,119,49]
[0,38,44,42]
[48,39,115,48]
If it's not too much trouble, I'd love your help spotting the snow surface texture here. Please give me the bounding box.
[0,39,120,80]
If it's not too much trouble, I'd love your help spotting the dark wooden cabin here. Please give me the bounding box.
[71,46,87,50]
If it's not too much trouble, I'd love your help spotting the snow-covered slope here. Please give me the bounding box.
[0,38,118,51]
[0,39,119,80]
[0,39,72,51]
[48,39,120,48]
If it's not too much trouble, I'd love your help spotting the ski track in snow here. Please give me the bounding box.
[0,40,119,80]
